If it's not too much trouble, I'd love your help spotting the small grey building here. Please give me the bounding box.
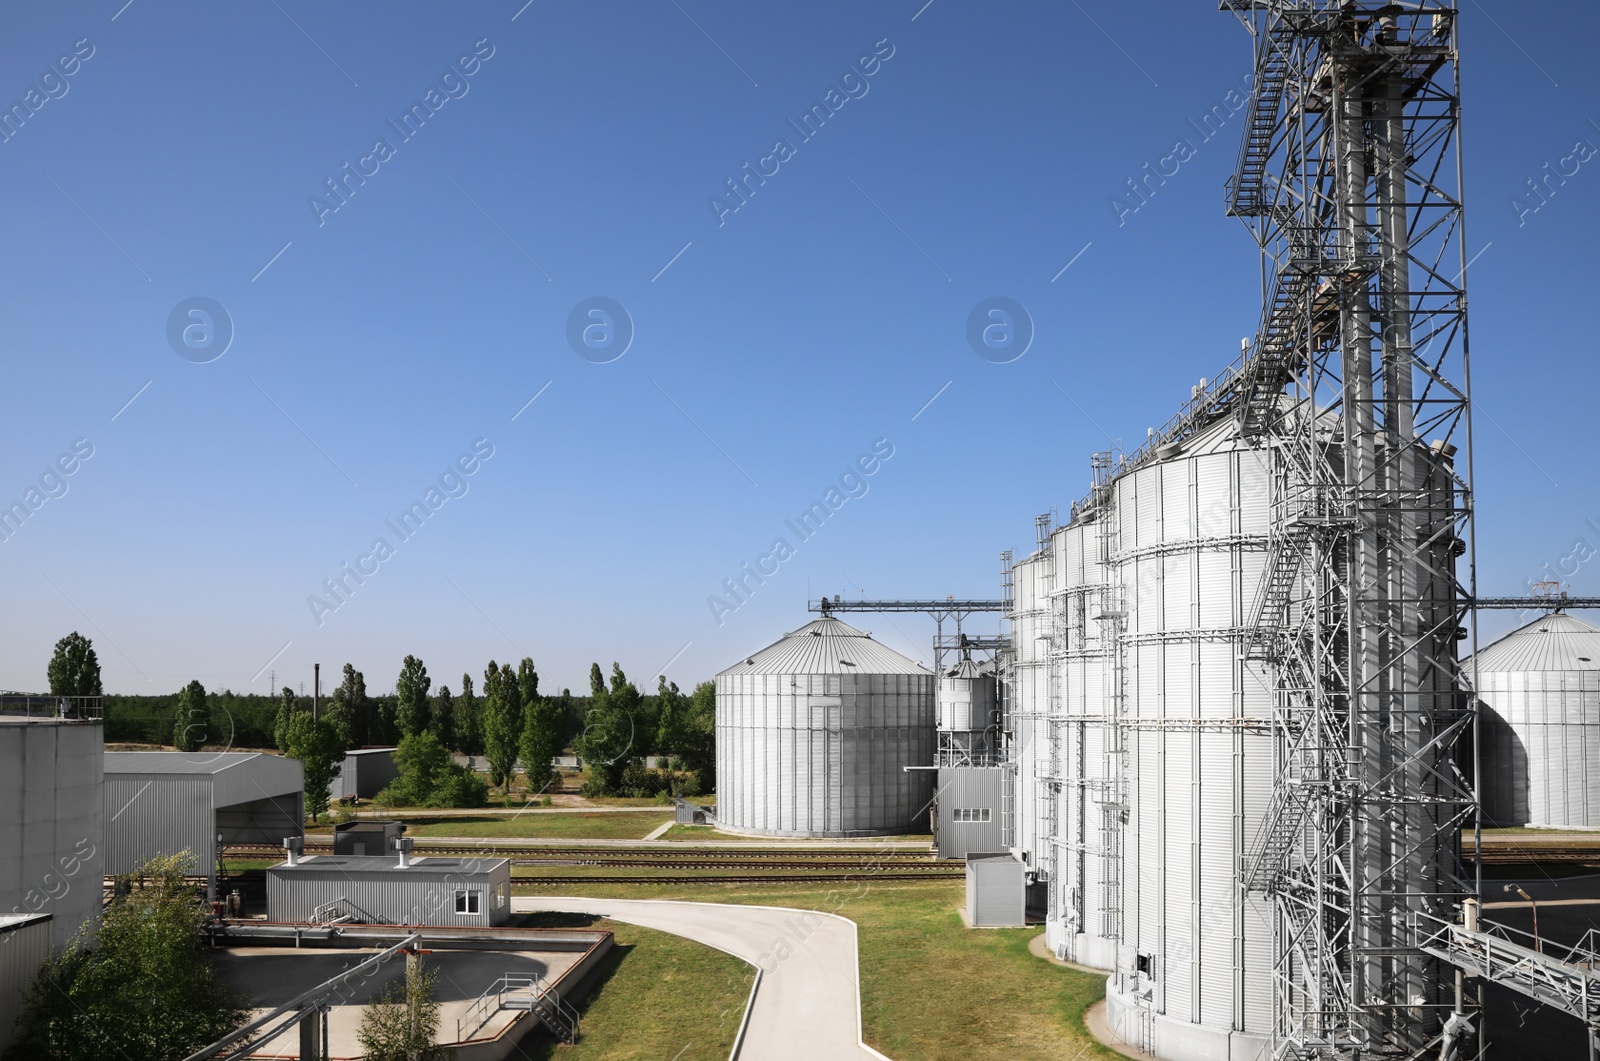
[966,852,1025,928]
[103,751,303,899]
[330,747,398,802]
[935,765,1006,860]
[332,820,405,856]
[267,853,512,927]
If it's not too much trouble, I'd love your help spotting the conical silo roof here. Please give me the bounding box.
[1468,612,1600,673]
[718,616,930,677]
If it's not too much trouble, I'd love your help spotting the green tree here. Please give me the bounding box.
[395,655,432,739]
[171,680,207,752]
[680,681,717,796]
[6,852,250,1061]
[480,661,522,797]
[655,677,686,760]
[272,686,300,753]
[576,662,636,795]
[356,957,447,1061]
[327,663,368,750]
[454,673,482,755]
[432,684,455,750]
[516,657,539,709]
[46,631,102,697]
[286,711,344,822]
[377,731,487,809]
[519,698,565,795]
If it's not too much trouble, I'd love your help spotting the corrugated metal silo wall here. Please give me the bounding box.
[1049,519,1117,966]
[1112,445,1276,1039]
[716,671,935,836]
[1,724,105,951]
[1481,669,1600,827]
[1010,552,1048,870]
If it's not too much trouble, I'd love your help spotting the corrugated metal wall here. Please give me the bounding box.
[267,859,512,927]
[0,723,105,951]
[716,671,935,836]
[936,766,1005,859]
[103,773,215,878]
[0,916,52,1053]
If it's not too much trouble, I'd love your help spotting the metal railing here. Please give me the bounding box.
[1416,909,1600,1032]
[0,692,103,720]
[457,972,579,1044]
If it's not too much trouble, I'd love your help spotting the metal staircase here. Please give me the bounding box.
[457,973,580,1044]
[1227,15,1294,217]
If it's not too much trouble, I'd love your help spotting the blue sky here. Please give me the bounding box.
[1,1,1596,696]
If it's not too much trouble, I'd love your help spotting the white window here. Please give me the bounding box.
[953,808,992,823]
[495,883,508,909]
[454,890,480,915]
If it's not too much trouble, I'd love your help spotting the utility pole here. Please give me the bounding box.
[313,663,320,723]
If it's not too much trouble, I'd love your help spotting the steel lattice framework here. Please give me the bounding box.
[1218,2,1478,1057]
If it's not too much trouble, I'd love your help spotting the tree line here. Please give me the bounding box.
[46,633,717,820]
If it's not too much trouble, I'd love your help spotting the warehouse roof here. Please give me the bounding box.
[718,616,931,677]
[104,751,286,774]
[1470,612,1600,674]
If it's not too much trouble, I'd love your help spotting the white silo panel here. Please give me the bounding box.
[1135,468,1161,549]
[1197,730,1236,1029]
[1240,730,1274,1032]
[1134,729,1159,946]
[1198,643,1233,720]
[1164,643,1194,719]
[1164,734,1196,1022]
[1236,450,1271,535]
[1195,457,1232,539]
[1161,459,1194,541]
[1197,550,1235,629]
[1163,553,1194,631]
[1136,644,1160,719]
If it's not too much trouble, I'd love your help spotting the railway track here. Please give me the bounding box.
[1466,844,1600,865]
[513,872,961,886]
[225,844,939,867]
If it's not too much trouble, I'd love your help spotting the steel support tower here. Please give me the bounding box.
[1220,3,1477,1057]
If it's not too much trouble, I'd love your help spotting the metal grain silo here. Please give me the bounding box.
[937,657,997,757]
[1476,612,1600,828]
[1042,512,1118,971]
[715,616,935,837]
[1009,548,1051,876]
[1102,422,1278,1058]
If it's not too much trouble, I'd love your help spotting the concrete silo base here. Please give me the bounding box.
[1043,918,1115,971]
[1103,985,1268,1061]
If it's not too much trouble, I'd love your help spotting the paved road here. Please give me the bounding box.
[513,896,889,1061]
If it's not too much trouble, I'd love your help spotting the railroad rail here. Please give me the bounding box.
[513,872,962,886]
[224,843,938,864]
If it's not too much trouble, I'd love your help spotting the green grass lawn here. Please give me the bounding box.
[512,879,1119,1061]
[514,913,751,1061]
[399,811,672,841]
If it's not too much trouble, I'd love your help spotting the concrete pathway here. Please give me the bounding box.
[641,820,674,841]
[513,896,890,1061]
